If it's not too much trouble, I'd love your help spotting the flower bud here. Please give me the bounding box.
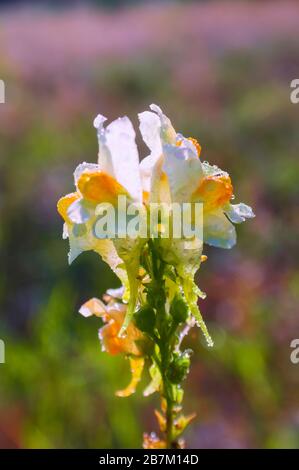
[167,352,191,384]
[170,294,189,324]
[134,306,156,334]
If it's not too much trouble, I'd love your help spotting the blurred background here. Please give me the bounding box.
[1,0,299,449]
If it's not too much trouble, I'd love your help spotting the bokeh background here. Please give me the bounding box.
[1,0,299,449]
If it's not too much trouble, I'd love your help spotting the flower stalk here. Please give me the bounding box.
[135,239,194,448]
[57,103,254,448]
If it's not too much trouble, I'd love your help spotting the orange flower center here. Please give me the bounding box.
[192,174,233,211]
[77,171,128,205]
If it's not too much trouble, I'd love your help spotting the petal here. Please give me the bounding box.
[203,209,236,249]
[66,214,129,291]
[67,220,96,264]
[97,116,142,202]
[138,108,166,193]
[72,223,87,237]
[143,433,166,449]
[139,156,154,193]
[105,286,125,301]
[187,137,201,157]
[202,161,229,178]
[163,143,203,203]
[192,174,233,211]
[93,113,107,133]
[79,297,107,318]
[225,203,255,223]
[61,199,130,292]
[99,321,124,355]
[176,134,200,159]
[178,265,213,347]
[149,155,171,204]
[67,198,94,224]
[149,103,177,144]
[77,170,128,205]
[68,231,86,263]
[93,238,129,288]
[57,192,80,223]
[143,363,162,397]
[98,303,144,356]
[115,237,146,336]
[62,222,68,239]
[138,110,162,156]
[139,151,163,194]
[116,357,145,397]
[74,162,100,186]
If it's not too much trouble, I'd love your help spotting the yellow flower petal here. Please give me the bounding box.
[116,357,145,397]
[93,301,145,356]
[142,190,150,205]
[77,171,128,205]
[79,297,106,318]
[176,137,202,157]
[192,174,233,211]
[57,192,80,222]
[187,137,201,157]
[176,137,201,158]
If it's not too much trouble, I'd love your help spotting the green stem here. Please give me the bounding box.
[147,239,180,448]
[166,399,174,448]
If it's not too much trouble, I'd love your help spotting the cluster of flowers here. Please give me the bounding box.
[57,104,254,448]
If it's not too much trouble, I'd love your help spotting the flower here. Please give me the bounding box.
[58,104,255,446]
[57,115,147,334]
[138,104,255,345]
[58,104,254,344]
[138,104,255,249]
[143,432,167,449]
[79,297,144,356]
[79,296,145,397]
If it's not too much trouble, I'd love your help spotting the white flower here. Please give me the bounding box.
[58,104,254,343]
[138,104,254,249]
[57,114,146,334]
[138,104,255,345]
